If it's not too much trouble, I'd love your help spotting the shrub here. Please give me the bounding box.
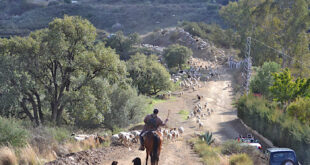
[163,44,193,70]
[0,147,18,165]
[229,153,253,165]
[236,94,310,163]
[221,140,242,155]
[287,97,310,126]
[127,54,172,95]
[193,139,220,164]
[104,85,147,129]
[200,131,215,146]
[250,61,280,97]
[0,117,28,147]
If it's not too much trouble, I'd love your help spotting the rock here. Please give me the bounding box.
[112,23,123,31]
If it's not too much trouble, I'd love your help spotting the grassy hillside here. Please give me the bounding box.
[0,0,225,37]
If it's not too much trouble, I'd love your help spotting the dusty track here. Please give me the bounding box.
[47,68,262,165]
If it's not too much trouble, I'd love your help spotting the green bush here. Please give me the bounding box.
[229,153,253,165]
[0,117,28,147]
[163,44,193,70]
[221,140,242,155]
[287,97,310,126]
[201,131,215,146]
[104,84,147,129]
[193,139,220,164]
[127,54,172,95]
[236,94,310,163]
[250,62,280,97]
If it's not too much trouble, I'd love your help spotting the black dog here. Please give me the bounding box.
[111,161,118,165]
[132,157,141,165]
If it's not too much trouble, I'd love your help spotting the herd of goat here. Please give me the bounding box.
[71,59,221,165]
[110,127,185,147]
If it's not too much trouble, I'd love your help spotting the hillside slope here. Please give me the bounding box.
[0,1,224,37]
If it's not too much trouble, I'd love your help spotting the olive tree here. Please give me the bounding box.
[163,44,193,70]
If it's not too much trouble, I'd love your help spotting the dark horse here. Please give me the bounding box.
[143,131,163,165]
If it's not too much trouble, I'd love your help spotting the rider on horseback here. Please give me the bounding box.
[139,109,168,151]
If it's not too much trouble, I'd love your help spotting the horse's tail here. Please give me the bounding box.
[151,133,160,163]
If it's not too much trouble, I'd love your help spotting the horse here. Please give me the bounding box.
[143,130,163,165]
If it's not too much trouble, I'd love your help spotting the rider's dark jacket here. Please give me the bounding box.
[142,114,164,132]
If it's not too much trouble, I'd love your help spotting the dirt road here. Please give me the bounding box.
[99,70,245,165]
[47,68,256,165]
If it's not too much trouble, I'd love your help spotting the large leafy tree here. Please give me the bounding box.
[250,62,280,97]
[105,31,141,60]
[270,68,310,106]
[127,53,172,95]
[163,44,193,70]
[287,97,310,126]
[220,0,310,76]
[0,16,127,125]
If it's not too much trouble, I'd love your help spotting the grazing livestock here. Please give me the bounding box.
[178,127,184,135]
[197,94,203,101]
[199,122,204,129]
[132,157,142,165]
[112,161,118,165]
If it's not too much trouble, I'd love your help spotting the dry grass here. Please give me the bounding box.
[63,137,101,153]
[229,153,253,165]
[19,144,40,165]
[0,147,18,165]
[63,141,82,153]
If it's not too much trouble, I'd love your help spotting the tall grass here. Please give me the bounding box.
[0,117,28,147]
[229,153,253,165]
[45,127,71,143]
[19,144,40,165]
[190,138,221,164]
[0,147,18,165]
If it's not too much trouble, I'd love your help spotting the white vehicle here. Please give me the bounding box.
[238,135,262,150]
[240,141,262,150]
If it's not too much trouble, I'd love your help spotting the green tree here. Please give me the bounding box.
[0,16,127,126]
[103,84,147,130]
[127,53,172,95]
[250,62,280,97]
[105,31,141,60]
[288,97,310,126]
[220,0,310,76]
[270,68,310,105]
[163,44,193,70]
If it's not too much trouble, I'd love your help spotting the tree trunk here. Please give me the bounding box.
[20,98,34,122]
[56,105,65,126]
[27,94,40,126]
[33,91,44,124]
[281,49,287,68]
[51,102,58,123]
